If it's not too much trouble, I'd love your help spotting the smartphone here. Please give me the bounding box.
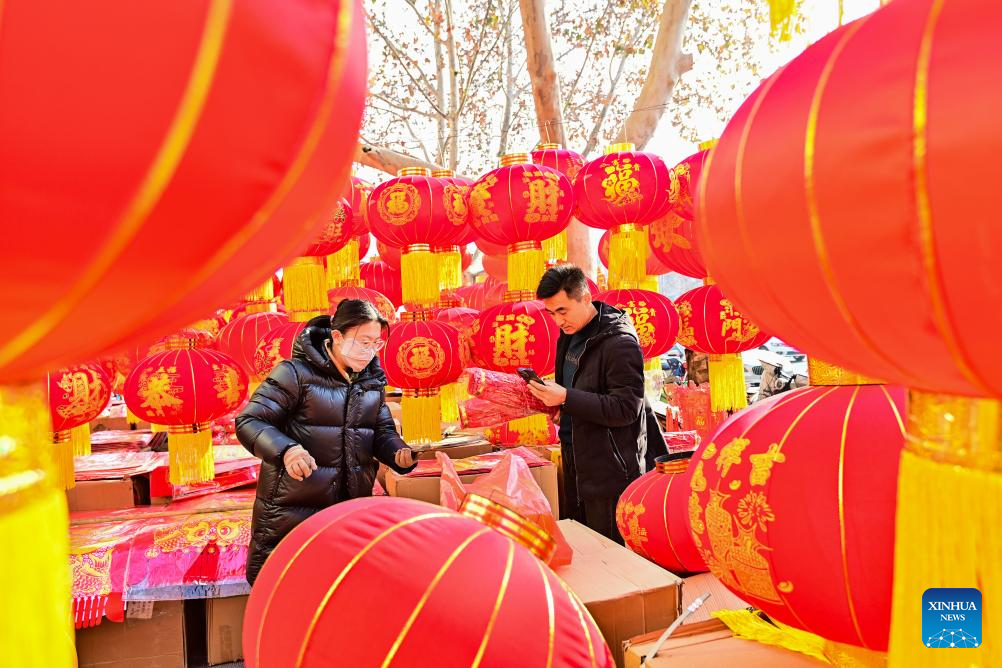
[517,367,545,385]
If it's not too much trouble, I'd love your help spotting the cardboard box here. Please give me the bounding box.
[206,596,247,666]
[679,572,750,627]
[67,477,147,513]
[386,461,559,518]
[76,600,186,668]
[624,618,827,667]
[554,520,682,668]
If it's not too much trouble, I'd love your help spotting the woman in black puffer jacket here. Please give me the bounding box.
[236,299,416,583]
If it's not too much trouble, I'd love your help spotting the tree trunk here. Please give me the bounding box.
[518,0,593,275]
[356,142,449,176]
[614,0,694,149]
[444,0,461,171]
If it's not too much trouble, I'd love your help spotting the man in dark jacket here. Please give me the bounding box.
[528,265,648,544]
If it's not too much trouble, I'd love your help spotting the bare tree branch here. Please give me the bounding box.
[357,141,446,175]
[368,13,447,117]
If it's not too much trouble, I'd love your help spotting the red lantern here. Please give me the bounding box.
[253,322,308,380]
[598,230,671,277]
[348,175,373,233]
[47,362,113,487]
[596,289,679,360]
[243,496,613,668]
[283,198,354,322]
[383,316,464,444]
[375,241,402,270]
[469,155,574,292]
[668,148,709,222]
[488,417,558,447]
[574,144,671,287]
[430,170,474,291]
[327,179,373,290]
[436,306,480,366]
[328,286,397,324]
[675,284,769,412]
[476,239,508,256]
[688,383,905,650]
[301,198,354,257]
[482,253,507,282]
[360,259,403,308]
[648,211,707,279]
[473,299,560,376]
[216,312,289,381]
[531,144,584,267]
[124,344,248,484]
[617,453,706,574]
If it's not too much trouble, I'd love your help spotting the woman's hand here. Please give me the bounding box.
[394,448,417,469]
[283,445,317,481]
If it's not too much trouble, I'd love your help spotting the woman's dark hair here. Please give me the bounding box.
[330,299,389,335]
[536,264,589,300]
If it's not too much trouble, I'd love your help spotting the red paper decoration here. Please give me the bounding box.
[648,211,707,279]
[688,384,905,650]
[253,322,308,380]
[617,454,706,574]
[360,260,403,307]
[598,232,671,277]
[574,146,671,230]
[473,300,560,376]
[216,312,289,381]
[596,289,679,360]
[243,496,613,668]
[0,0,367,382]
[328,286,397,324]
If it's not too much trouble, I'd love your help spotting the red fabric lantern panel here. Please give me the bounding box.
[0,0,367,382]
[476,239,508,256]
[48,363,112,434]
[675,285,769,355]
[355,232,372,260]
[375,241,402,270]
[482,254,507,282]
[383,320,464,391]
[253,322,308,380]
[574,148,671,231]
[328,286,397,324]
[531,144,584,181]
[668,149,709,222]
[596,289,679,360]
[301,198,354,257]
[360,260,403,308]
[468,162,573,247]
[649,211,707,279]
[473,300,560,376]
[460,279,508,312]
[348,176,373,233]
[598,231,671,277]
[434,173,474,244]
[243,496,613,668]
[688,384,906,650]
[617,454,706,575]
[367,173,466,248]
[436,306,480,367]
[216,312,289,381]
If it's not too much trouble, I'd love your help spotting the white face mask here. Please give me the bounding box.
[327,338,375,372]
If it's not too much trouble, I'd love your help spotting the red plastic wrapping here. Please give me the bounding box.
[464,368,556,414]
[459,397,541,429]
[664,382,729,445]
[437,451,571,567]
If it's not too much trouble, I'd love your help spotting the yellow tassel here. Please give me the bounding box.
[436,247,463,292]
[401,246,440,308]
[609,224,649,289]
[246,278,275,303]
[283,256,328,323]
[440,383,460,424]
[507,242,546,293]
[326,239,360,289]
[640,275,660,292]
[126,408,141,427]
[708,353,748,412]
[542,231,568,265]
[644,357,660,372]
[767,0,801,42]
[1,382,76,667]
[70,423,91,457]
[712,610,832,664]
[507,413,552,445]
[888,391,1001,667]
[51,433,76,490]
[151,422,167,433]
[167,425,215,486]
[401,391,442,445]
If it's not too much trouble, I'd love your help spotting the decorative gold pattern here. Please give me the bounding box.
[668,162,691,208]
[701,443,718,461]
[70,547,114,597]
[807,358,881,386]
[616,500,648,553]
[621,299,658,350]
[716,437,749,477]
[469,175,499,226]
[211,363,243,407]
[443,184,468,226]
[460,494,556,562]
[396,337,446,380]
[53,368,106,422]
[737,491,775,532]
[600,158,642,208]
[720,299,762,343]
[674,299,695,347]
[145,517,250,557]
[749,444,786,486]
[649,214,692,253]
[906,390,1002,472]
[136,364,184,417]
[488,314,537,368]
[377,183,422,226]
[522,171,564,223]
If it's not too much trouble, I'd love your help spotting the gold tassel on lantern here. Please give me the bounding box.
[282,256,328,322]
[707,353,747,413]
[51,430,76,490]
[326,238,361,289]
[766,0,801,42]
[69,423,91,456]
[609,224,648,289]
[439,382,468,424]
[401,244,440,308]
[507,241,546,293]
[542,231,567,266]
[0,382,75,666]
[889,391,1001,668]
[243,278,277,314]
[435,245,463,293]
[507,414,550,444]
[127,408,141,428]
[401,389,442,445]
[166,423,215,485]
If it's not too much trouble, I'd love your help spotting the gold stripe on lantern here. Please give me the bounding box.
[283,256,328,322]
[459,493,556,563]
[807,358,882,386]
[166,423,215,485]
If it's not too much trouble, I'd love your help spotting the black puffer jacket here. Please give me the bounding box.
[236,317,413,583]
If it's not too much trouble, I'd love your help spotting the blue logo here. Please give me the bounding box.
[923,588,982,649]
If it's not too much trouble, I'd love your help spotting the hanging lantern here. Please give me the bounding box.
[649,211,707,279]
[431,169,473,293]
[472,297,560,376]
[328,285,397,325]
[436,306,480,421]
[327,176,374,289]
[47,363,112,488]
[574,144,671,288]
[216,312,289,382]
[598,230,672,283]
[243,496,613,668]
[668,146,713,222]
[616,453,706,575]
[382,315,464,444]
[531,143,585,265]
[689,374,905,651]
[596,289,679,360]
[475,239,509,257]
[253,322,309,380]
[283,198,354,322]
[375,241,402,270]
[675,284,769,412]
[359,259,403,308]
[482,253,507,282]
[124,338,248,485]
[367,168,467,309]
[469,154,574,293]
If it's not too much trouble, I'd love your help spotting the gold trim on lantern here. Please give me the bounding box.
[508,241,543,254]
[656,458,691,475]
[604,142,636,155]
[536,143,560,150]
[400,310,434,322]
[905,390,1002,472]
[698,138,719,151]
[703,276,716,286]
[499,153,531,167]
[436,297,462,309]
[807,359,882,386]
[431,169,454,178]
[398,167,432,177]
[401,388,440,399]
[167,423,212,436]
[503,290,536,303]
[459,493,556,563]
[161,334,204,350]
[433,244,461,254]
[404,243,432,254]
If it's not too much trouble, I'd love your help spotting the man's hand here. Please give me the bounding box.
[527,379,567,407]
[394,448,417,469]
[283,445,317,481]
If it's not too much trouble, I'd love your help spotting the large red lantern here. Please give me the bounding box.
[598,231,671,279]
[328,286,397,324]
[596,289,679,360]
[469,155,574,292]
[375,241,402,270]
[124,342,248,485]
[216,312,289,381]
[482,253,507,282]
[473,298,560,376]
[574,144,671,287]
[688,381,905,651]
[617,453,706,575]
[531,143,585,265]
[283,198,354,322]
[359,259,403,308]
[327,178,373,289]
[244,496,612,668]
[253,322,309,380]
[383,316,464,444]
[430,169,474,292]
[47,362,113,487]
[648,211,707,279]
[675,284,769,412]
